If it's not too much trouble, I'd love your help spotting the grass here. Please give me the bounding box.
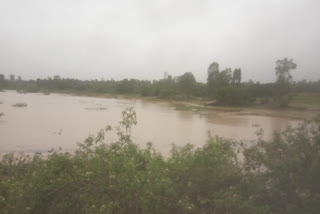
[291,93,320,110]
[85,107,107,111]
[12,102,28,107]
[171,102,191,111]
[168,94,319,120]
[170,102,209,112]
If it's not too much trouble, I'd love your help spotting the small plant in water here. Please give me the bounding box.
[43,91,51,95]
[171,102,190,111]
[12,102,28,107]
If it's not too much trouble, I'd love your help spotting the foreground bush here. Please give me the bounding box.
[243,117,320,214]
[0,109,319,214]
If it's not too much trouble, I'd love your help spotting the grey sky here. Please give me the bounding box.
[0,0,319,82]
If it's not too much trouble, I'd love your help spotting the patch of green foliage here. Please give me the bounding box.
[272,58,297,108]
[215,86,254,106]
[171,103,191,111]
[291,93,320,110]
[1,112,320,213]
[243,117,320,214]
[170,102,206,112]
[12,102,28,107]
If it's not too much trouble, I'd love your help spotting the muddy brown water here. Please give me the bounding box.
[0,91,299,154]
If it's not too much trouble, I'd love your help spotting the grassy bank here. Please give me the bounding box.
[291,93,320,110]
[50,90,320,114]
[2,88,319,120]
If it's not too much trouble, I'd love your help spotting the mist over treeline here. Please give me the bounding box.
[1,59,320,107]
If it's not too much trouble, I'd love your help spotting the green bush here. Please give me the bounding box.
[215,86,254,106]
[243,118,320,214]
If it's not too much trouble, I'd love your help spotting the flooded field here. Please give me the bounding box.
[0,91,299,154]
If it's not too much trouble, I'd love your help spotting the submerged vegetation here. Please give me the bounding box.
[171,102,195,111]
[0,108,319,214]
[12,102,28,107]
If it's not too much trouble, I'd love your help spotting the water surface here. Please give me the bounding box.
[0,91,298,154]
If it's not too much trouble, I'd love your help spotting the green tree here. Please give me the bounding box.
[218,68,233,86]
[273,58,297,107]
[207,62,220,90]
[53,75,61,81]
[207,63,233,90]
[177,72,196,96]
[9,74,15,81]
[232,68,241,84]
[215,86,253,106]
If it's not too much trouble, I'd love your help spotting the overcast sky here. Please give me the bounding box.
[0,0,319,82]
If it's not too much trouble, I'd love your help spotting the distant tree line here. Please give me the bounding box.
[0,72,206,99]
[1,58,319,107]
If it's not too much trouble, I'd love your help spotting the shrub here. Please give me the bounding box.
[215,86,254,106]
[12,102,28,107]
[243,118,320,214]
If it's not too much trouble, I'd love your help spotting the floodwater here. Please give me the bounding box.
[0,91,299,154]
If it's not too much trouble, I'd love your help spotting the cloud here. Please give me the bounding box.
[0,0,319,82]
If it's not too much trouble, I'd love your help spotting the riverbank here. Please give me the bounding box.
[8,89,320,120]
[170,100,319,120]
[59,89,320,120]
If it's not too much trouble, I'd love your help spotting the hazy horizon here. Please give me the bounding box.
[1,0,319,83]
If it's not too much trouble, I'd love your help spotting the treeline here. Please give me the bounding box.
[1,59,320,106]
[0,108,319,214]
[0,73,207,98]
